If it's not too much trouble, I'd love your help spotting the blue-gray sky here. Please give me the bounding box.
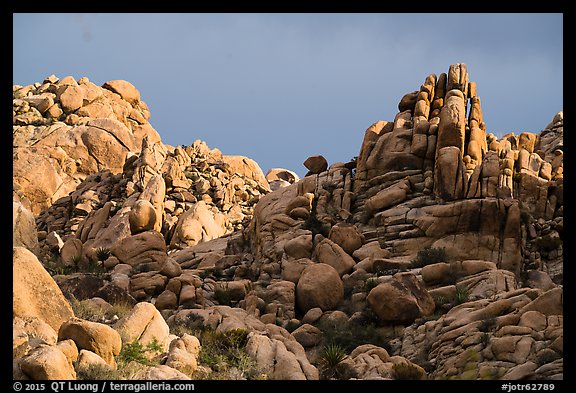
[13,13,563,177]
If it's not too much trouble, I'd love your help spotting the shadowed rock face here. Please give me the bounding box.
[12,66,562,381]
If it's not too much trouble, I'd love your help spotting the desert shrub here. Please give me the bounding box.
[364,278,380,293]
[109,301,133,320]
[170,313,207,337]
[319,319,390,353]
[118,339,163,366]
[302,213,330,238]
[454,287,469,305]
[284,320,300,333]
[85,259,106,276]
[76,364,120,380]
[478,317,497,333]
[197,329,265,380]
[480,333,490,346]
[69,298,132,323]
[69,254,82,269]
[95,247,111,261]
[536,350,561,366]
[535,235,562,253]
[411,247,447,268]
[214,282,233,306]
[318,344,347,380]
[393,363,423,380]
[434,295,446,308]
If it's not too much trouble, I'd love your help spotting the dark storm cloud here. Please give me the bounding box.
[13,13,562,177]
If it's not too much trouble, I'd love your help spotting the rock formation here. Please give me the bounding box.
[13,65,562,381]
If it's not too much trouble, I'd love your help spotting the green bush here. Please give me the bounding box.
[454,287,469,305]
[478,317,497,333]
[393,363,423,380]
[319,319,390,353]
[411,247,447,268]
[69,254,82,269]
[284,320,300,333]
[118,339,163,366]
[214,282,233,306]
[434,295,446,308]
[197,329,265,380]
[364,278,380,293]
[76,364,120,380]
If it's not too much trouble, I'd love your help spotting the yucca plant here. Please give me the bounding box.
[318,344,347,380]
[95,247,111,262]
[66,254,82,271]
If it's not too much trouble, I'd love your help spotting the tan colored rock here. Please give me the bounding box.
[60,238,83,266]
[56,339,79,364]
[519,132,537,153]
[281,258,314,284]
[58,318,122,368]
[129,199,157,235]
[56,84,83,113]
[421,263,451,285]
[434,146,465,200]
[13,316,58,349]
[13,202,38,254]
[221,155,270,191]
[111,230,167,267]
[77,349,110,369]
[266,168,299,184]
[303,155,328,174]
[291,324,322,347]
[13,147,63,215]
[20,345,76,380]
[352,241,391,260]
[159,257,182,278]
[102,80,141,104]
[169,201,227,249]
[365,179,410,212]
[437,88,466,154]
[519,287,563,316]
[166,334,201,376]
[525,270,556,291]
[114,302,171,351]
[284,234,313,259]
[139,174,166,232]
[155,290,178,310]
[314,238,356,277]
[328,222,364,255]
[398,91,418,112]
[519,310,547,331]
[145,365,191,380]
[296,264,344,313]
[367,273,434,323]
[13,247,74,333]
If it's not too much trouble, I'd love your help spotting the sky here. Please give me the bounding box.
[13,13,563,178]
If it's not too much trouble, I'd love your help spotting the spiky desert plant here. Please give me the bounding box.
[95,247,111,262]
[318,344,347,379]
[455,286,470,305]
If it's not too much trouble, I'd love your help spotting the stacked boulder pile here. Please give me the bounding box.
[13,64,562,381]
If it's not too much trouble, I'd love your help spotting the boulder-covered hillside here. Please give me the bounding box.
[13,64,563,381]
